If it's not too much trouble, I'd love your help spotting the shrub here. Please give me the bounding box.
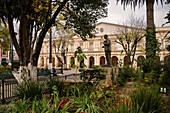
[46,78,65,96]
[139,57,162,82]
[64,82,95,97]
[117,66,136,86]
[79,65,105,84]
[8,93,70,113]
[1,61,8,67]
[73,93,102,113]
[13,61,20,69]
[130,85,164,113]
[159,57,170,88]
[14,79,44,101]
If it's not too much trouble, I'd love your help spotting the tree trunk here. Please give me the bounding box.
[13,66,29,83]
[146,0,154,27]
[146,0,156,58]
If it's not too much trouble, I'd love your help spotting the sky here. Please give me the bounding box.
[98,0,170,27]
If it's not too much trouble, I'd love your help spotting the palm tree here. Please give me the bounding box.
[116,0,164,58]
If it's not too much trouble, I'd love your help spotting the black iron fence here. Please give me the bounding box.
[0,70,81,104]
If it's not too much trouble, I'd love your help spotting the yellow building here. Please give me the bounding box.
[38,22,170,68]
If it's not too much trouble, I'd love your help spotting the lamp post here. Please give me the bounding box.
[49,28,52,71]
[65,48,68,69]
[11,42,13,70]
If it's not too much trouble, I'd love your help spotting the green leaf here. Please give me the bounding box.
[74,51,77,58]
[77,55,80,62]
[72,64,77,69]
[79,56,84,62]
[81,62,87,68]
[83,54,87,59]
[70,58,74,65]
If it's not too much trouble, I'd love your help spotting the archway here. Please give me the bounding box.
[89,56,94,68]
[41,57,44,67]
[56,57,61,67]
[164,56,169,64]
[52,57,55,67]
[70,57,75,68]
[137,56,145,67]
[80,59,84,68]
[112,56,118,66]
[45,57,48,67]
[124,56,129,66]
[100,56,105,65]
[156,56,160,63]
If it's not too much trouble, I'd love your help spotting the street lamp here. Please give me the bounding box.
[49,28,52,71]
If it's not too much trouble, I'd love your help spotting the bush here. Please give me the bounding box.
[64,82,95,97]
[46,78,65,96]
[139,57,162,82]
[72,93,102,113]
[130,85,164,113]
[1,61,7,67]
[159,57,170,88]
[117,66,138,86]
[13,61,20,69]
[79,65,105,84]
[15,79,44,101]
[8,92,70,113]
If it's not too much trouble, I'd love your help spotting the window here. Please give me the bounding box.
[112,42,117,50]
[90,42,93,48]
[80,43,83,47]
[100,28,104,32]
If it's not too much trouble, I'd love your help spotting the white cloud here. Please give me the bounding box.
[98,0,170,27]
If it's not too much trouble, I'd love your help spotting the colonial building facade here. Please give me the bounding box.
[38,22,170,68]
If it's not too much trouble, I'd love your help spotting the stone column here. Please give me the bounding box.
[44,57,47,68]
[102,67,113,86]
[85,56,89,68]
[67,56,70,68]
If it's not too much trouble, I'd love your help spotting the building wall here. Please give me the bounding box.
[38,22,170,68]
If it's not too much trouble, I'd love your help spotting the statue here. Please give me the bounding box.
[102,34,112,66]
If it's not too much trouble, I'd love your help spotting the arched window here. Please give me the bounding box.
[100,56,105,65]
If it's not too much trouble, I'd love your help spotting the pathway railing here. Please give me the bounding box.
[0,70,81,103]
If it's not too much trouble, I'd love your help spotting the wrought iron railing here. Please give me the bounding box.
[0,70,81,104]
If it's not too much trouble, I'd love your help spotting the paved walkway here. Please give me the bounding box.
[62,69,80,75]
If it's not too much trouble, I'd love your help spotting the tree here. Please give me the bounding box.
[163,1,170,26]
[115,15,145,66]
[0,20,10,52]
[0,0,108,82]
[53,23,75,69]
[116,0,164,58]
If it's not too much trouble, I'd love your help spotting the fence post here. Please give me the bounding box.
[1,78,5,104]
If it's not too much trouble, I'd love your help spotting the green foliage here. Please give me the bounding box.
[159,57,170,87]
[79,66,105,84]
[8,93,70,113]
[1,61,8,67]
[139,57,162,82]
[71,46,87,68]
[145,26,160,58]
[0,22,10,51]
[117,66,141,86]
[15,79,44,101]
[64,82,95,97]
[13,61,20,69]
[0,0,108,67]
[130,85,164,113]
[46,78,65,96]
[73,93,102,113]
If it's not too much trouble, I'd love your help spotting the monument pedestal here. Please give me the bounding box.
[102,65,118,86]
